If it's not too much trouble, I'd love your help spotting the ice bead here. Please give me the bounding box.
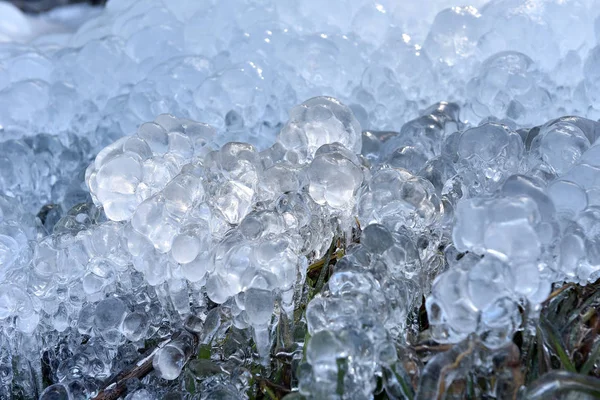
[467,51,551,125]
[207,228,301,305]
[419,156,458,195]
[360,130,383,161]
[126,389,155,400]
[307,143,363,211]
[194,62,274,133]
[39,384,70,400]
[277,96,362,161]
[204,142,261,225]
[86,115,215,221]
[153,330,196,380]
[354,65,408,130]
[455,123,524,194]
[423,6,484,66]
[258,162,305,203]
[499,175,557,240]
[476,0,562,69]
[361,223,394,255]
[385,102,461,161]
[352,3,392,45]
[0,80,50,135]
[121,311,149,342]
[94,297,127,332]
[0,3,31,41]
[131,168,205,253]
[426,255,524,349]
[0,194,33,279]
[171,222,210,265]
[0,284,39,333]
[244,287,275,358]
[453,196,543,262]
[358,167,442,232]
[529,117,593,175]
[547,179,588,218]
[571,207,600,283]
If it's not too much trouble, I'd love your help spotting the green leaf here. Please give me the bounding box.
[198,343,211,360]
[580,340,600,375]
[535,324,547,378]
[336,358,347,396]
[261,382,279,400]
[539,314,577,373]
[184,370,196,395]
[391,365,414,400]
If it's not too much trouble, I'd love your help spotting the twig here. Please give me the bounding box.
[413,344,453,354]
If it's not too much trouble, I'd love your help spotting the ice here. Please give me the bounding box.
[358,167,442,232]
[126,389,154,400]
[467,51,552,125]
[277,96,362,162]
[0,3,32,42]
[583,46,600,109]
[153,330,195,380]
[204,142,260,225]
[455,122,524,194]
[0,284,39,333]
[94,297,126,331]
[386,101,462,161]
[39,384,69,400]
[300,221,421,398]
[307,143,363,211]
[547,179,588,217]
[86,115,214,221]
[0,0,598,398]
[121,311,149,342]
[453,196,543,260]
[244,288,274,326]
[361,223,394,254]
[529,116,594,175]
[426,254,524,348]
[431,171,563,346]
[423,6,484,66]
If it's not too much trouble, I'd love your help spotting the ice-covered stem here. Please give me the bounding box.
[524,371,600,399]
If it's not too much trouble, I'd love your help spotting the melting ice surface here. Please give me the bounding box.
[0,0,599,398]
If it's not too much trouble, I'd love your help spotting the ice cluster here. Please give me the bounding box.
[0,0,599,398]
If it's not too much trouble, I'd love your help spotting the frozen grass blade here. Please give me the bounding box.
[539,314,577,373]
